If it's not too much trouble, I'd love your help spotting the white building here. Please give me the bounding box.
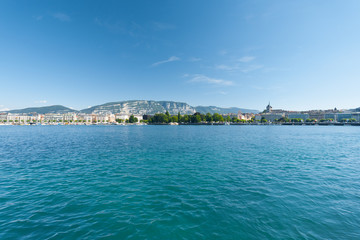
[6,114,38,123]
[77,114,93,123]
[44,114,64,122]
[63,113,78,122]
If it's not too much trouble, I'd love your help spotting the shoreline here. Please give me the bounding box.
[1,122,359,126]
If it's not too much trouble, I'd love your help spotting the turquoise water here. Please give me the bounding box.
[0,125,360,239]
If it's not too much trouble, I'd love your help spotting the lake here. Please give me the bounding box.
[0,125,359,239]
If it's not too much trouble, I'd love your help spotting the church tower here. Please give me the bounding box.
[265,102,272,113]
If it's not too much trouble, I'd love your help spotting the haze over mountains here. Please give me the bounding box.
[4,105,74,114]
[2,100,259,115]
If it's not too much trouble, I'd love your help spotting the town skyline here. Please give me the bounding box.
[1,99,359,114]
[1,100,359,125]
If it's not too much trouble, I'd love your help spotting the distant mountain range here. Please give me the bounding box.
[5,105,75,114]
[2,100,259,115]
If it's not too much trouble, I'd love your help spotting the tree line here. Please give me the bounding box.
[141,111,251,124]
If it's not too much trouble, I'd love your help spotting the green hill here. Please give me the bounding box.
[6,105,77,114]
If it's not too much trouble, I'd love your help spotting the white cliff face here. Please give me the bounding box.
[82,100,197,115]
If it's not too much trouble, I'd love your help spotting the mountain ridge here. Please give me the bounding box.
[2,100,259,115]
[4,105,76,114]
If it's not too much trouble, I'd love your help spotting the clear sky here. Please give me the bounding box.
[1,0,360,111]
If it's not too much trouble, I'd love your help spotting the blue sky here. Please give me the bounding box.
[1,0,360,111]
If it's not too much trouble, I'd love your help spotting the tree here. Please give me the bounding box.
[171,116,178,123]
[290,118,302,123]
[178,112,181,123]
[181,115,190,123]
[306,118,316,123]
[278,117,290,123]
[205,113,212,122]
[129,115,138,123]
[149,113,169,123]
[213,113,224,122]
[193,114,201,123]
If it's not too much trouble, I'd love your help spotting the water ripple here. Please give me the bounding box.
[1,125,360,239]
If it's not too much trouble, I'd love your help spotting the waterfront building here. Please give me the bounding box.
[237,111,250,121]
[287,113,309,121]
[63,113,78,122]
[5,113,38,123]
[324,113,336,121]
[262,102,287,115]
[352,113,360,121]
[336,113,353,122]
[238,112,254,121]
[96,115,109,123]
[76,114,93,123]
[0,113,7,122]
[262,113,285,122]
[109,114,116,123]
[308,111,325,120]
[92,114,116,123]
[258,103,285,122]
[134,115,143,122]
[254,114,262,121]
[115,114,130,121]
[44,114,64,122]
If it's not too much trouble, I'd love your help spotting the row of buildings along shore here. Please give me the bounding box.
[0,112,140,124]
[254,103,360,122]
[0,103,360,125]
